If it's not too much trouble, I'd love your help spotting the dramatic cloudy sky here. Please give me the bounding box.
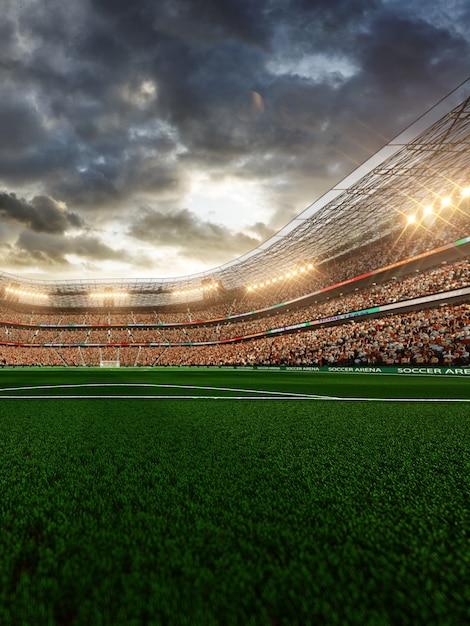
[1,0,469,280]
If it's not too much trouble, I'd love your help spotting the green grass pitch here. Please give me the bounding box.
[0,368,469,625]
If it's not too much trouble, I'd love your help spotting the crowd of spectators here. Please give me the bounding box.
[1,303,468,367]
[2,258,469,347]
[153,304,470,368]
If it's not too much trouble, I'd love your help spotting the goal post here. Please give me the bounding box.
[99,348,120,368]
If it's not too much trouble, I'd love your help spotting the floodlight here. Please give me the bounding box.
[6,286,48,299]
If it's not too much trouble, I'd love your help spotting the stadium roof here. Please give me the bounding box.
[2,79,470,309]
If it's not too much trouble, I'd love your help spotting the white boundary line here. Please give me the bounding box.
[0,395,325,400]
[0,395,468,402]
[0,382,320,398]
[0,382,468,402]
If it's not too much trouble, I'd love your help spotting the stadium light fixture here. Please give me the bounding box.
[5,286,48,299]
[245,259,316,292]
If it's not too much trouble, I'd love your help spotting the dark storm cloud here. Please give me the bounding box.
[128,207,273,263]
[0,193,83,234]
[5,230,135,269]
[0,97,46,154]
[91,0,272,51]
[352,11,469,101]
[0,0,469,276]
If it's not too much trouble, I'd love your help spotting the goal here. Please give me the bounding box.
[99,348,120,368]
[100,360,120,368]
